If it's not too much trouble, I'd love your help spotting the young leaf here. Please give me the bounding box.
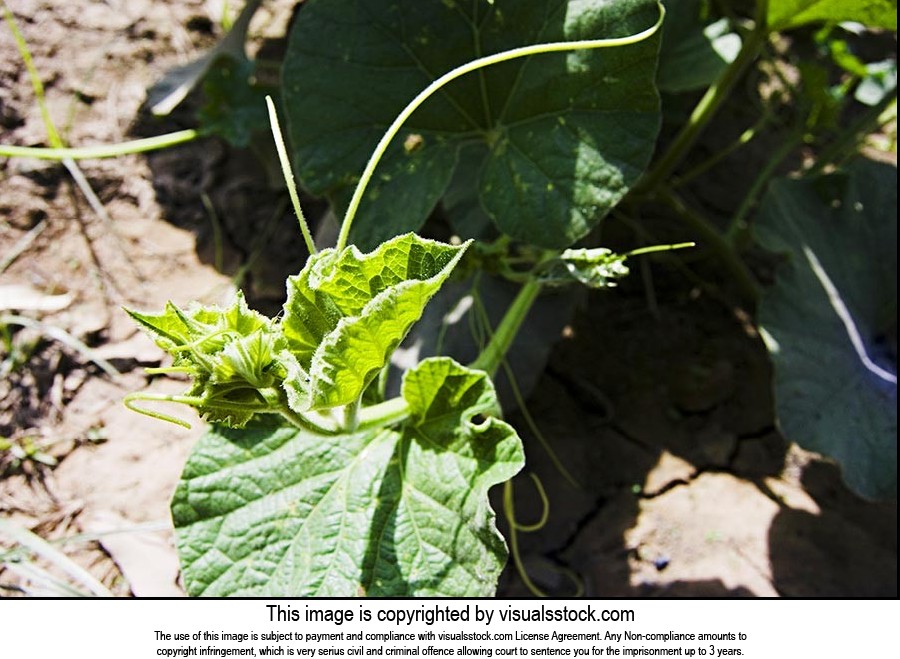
[282,233,470,409]
[767,0,898,32]
[171,358,524,596]
[212,328,281,389]
[755,159,897,500]
[282,0,662,250]
[127,292,283,427]
[550,247,631,288]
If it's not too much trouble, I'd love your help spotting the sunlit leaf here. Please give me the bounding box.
[171,358,524,596]
[282,234,469,409]
[767,0,898,31]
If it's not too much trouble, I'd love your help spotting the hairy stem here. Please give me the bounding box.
[343,399,360,432]
[357,397,411,432]
[277,405,339,435]
[258,387,338,435]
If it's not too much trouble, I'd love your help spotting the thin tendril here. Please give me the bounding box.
[504,479,549,598]
[509,472,551,533]
[500,358,582,490]
[267,96,317,256]
[0,129,200,161]
[123,393,201,429]
[468,290,581,489]
[504,477,584,597]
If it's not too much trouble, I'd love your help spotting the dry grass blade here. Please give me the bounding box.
[1,313,122,379]
[0,518,113,597]
[0,219,48,276]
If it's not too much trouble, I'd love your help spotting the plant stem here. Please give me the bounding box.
[671,111,772,189]
[358,396,411,431]
[258,387,338,434]
[2,2,62,148]
[276,405,338,435]
[0,129,200,161]
[4,1,147,283]
[469,278,543,377]
[725,129,803,244]
[640,23,768,193]
[335,2,666,251]
[343,399,360,431]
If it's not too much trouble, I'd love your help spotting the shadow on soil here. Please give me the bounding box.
[494,268,897,598]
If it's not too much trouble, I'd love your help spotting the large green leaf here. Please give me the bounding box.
[283,0,662,250]
[767,0,898,31]
[282,233,469,409]
[755,159,897,499]
[171,357,524,596]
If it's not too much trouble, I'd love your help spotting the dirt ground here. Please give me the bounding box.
[1,0,896,598]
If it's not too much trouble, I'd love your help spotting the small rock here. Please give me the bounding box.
[653,556,671,571]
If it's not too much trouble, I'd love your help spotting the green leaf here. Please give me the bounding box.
[127,292,282,427]
[126,303,197,354]
[171,357,524,596]
[767,0,898,31]
[283,0,662,250]
[282,234,470,409]
[212,329,280,389]
[657,1,742,93]
[542,247,630,288]
[755,159,897,499]
[442,143,496,240]
[126,291,273,365]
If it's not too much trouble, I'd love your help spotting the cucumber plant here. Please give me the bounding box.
[121,0,896,596]
[125,0,670,597]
